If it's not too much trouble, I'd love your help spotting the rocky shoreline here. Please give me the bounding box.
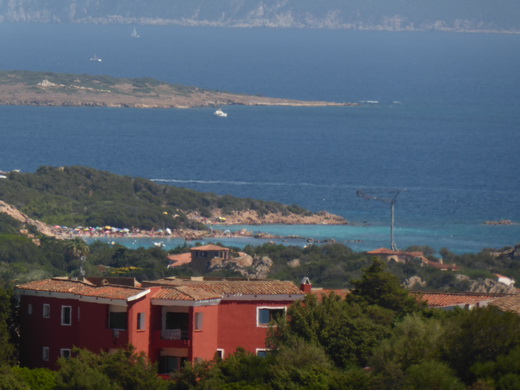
[0,199,348,242]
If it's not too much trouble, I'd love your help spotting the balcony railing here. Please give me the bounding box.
[161,329,189,340]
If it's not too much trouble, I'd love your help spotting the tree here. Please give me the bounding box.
[347,258,425,316]
[65,238,90,276]
[55,347,167,390]
[268,293,389,368]
[369,313,448,389]
[442,306,520,384]
[405,360,465,390]
[269,340,336,390]
[0,283,18,366]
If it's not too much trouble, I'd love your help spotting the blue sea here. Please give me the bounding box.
[0,23,519,253]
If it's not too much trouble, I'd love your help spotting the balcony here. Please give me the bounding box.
[152,329,191,349]
[161,329,189,341]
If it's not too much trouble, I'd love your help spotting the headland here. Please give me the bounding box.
[0,70,356,109]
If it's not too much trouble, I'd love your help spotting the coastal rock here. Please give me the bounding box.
[0,200,60,241]
[287,259,301,268]
[484,219,516,225]
[469,278,517,294]
[404,276,426,289]
[207,253,273,279]
[199,209,348,225]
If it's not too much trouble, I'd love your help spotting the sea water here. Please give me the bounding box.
[0,24,519,253]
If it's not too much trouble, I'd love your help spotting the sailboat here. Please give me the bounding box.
[131,27,140,38]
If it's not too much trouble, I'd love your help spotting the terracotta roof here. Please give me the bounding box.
[144,278,304,296]
[167,253,192,267]
[421,258,460,270]
[16,278,148,300]
[489,295,520,314]
[411,291,505,308]
[152,286,221,301]
[191,245,229,251]
[85,277,141,287]
[367,248,397,255]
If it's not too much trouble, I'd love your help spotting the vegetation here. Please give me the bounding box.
[169,261,520,389]
[0,166,312,230]
[1,258,520,388]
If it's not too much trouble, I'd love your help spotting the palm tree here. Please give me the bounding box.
[66,238,90,277]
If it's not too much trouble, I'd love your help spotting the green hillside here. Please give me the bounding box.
[0,166,310,230]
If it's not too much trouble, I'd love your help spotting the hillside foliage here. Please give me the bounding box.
[0,166,310,230]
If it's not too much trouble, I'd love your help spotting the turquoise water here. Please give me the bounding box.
[0,24,519,253]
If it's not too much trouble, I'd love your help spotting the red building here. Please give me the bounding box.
[16,276,304,373]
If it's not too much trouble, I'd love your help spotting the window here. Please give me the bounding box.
[256,349,272,358]
[61,306,72,326]
[257,307,286,326]
[216,349,224,359]
[137,312,146,331]
[43,304,50,318]
[195,312,204,331]
[159,356,186,374]
[60,349,71,359]
[28,303,33,315]
[165,312,189,331]
[42,347,49,361]
[109,312,128,330]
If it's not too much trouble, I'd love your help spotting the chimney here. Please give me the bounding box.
[300,277,312,293]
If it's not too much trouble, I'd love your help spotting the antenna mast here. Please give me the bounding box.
[356,188,405,251]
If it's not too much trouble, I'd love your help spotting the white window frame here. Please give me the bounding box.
[60,348,71,359]
[137,312,146,331]
[108,305,128,330]
[256,348,272,358]
[61,305,72,326]
[195,312,204,331]
[256,306,286,327]
[216,349,224,359]
[42,346,49,361]
[43,303,50,318]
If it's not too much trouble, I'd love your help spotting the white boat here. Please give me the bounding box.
[90,55,102,62]
[214,109,228,118]
[131,27,140,38]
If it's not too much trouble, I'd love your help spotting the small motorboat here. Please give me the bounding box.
[214,109,228,118]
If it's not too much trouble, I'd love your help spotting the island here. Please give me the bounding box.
[0,70,355,109]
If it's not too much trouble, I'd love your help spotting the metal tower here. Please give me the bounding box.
[356,188,405,251]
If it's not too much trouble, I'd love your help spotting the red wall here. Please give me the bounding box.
[127,287,159,357]
[191,305,219,361]
[217,300,291,358]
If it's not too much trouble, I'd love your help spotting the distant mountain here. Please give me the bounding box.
[1,0,519,33]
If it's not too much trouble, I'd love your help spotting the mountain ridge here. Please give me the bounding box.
[1,0,519,33]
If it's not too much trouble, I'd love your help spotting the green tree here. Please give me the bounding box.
[405,360,465,390]
[55,347,167,390]
[347,258,425,316]
[269,340,336,390]
[269,293,389,368]
[369,313,449,389]
[10,367,56,390]
[0,283,18,366]
[442,306,520,384]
